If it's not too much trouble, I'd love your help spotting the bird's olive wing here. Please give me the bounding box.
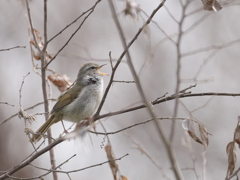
[51,85,81,114]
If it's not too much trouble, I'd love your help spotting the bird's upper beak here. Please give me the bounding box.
[97,64,109,76]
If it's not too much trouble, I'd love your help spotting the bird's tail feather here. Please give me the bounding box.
[31,115,55,142]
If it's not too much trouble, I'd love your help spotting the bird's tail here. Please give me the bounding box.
[31,115,55,142]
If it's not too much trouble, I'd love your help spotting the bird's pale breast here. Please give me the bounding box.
[62,78,103,122]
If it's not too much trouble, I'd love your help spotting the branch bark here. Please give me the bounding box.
[107,0,183,179]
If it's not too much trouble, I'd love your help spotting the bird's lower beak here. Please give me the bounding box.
[97,64,109,76]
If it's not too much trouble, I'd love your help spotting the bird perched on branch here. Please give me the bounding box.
[31,63,108,142]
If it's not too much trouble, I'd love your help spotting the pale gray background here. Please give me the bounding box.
[0,0,240,179]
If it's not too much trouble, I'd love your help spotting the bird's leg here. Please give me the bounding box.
[60,120,69,134]
[87,117,96,132]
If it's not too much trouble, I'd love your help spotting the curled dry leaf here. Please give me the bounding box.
[121,175,128,180]
[226,141,236,178]
[105,143,118,180]
[48,74,73,92]
[198,124,212,149]
[234,117,240,148]
[201,0,222,11]
[182,119,202,145]
[182,119,212,148]
[30,29,52,60]
[123,1,141,21]
[18,108,36,124]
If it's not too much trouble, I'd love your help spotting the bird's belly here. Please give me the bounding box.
[62,85,102,123]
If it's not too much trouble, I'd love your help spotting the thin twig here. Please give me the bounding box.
[0,136,65,180]
[30,154,76,173]
[25,0,40,51]
[90,117,189,135]
[191,97,214,113]
[182,131,201,180]
[164,5,178,24]
[182,39,240,57]
[0,102,14,107]
[0,99,56,126]
[2,90,240,179]
[51,154,128,174]
[126,135,171,180]
[2,152,128,180]
[45,0,102,68]
[113,80,135,83]
[226,167,240,180]
[107,0,183,180]
[183,13,211,37]
[109,51,114,70]
[170,0,189,143]
[94,0,168,117]
[19,72,30,108]
[47,4,99,44]
[96,92,240,121]
[0,46,26,51]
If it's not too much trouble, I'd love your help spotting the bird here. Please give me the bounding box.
[31,63,108,142]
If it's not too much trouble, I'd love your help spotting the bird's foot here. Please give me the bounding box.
[61,120,69,134]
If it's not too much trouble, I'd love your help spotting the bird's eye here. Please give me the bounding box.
[89,66,95,70]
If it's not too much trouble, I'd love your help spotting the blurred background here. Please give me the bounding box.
[0,0,240,179]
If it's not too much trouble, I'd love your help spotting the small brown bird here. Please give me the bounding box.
[31,63,108,142]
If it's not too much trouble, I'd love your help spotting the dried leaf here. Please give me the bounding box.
[29,29,52,61]
[123,1,140,21]
[234,117,240,148]
[226,141,236,178]
[198,124,212,148]
[18,108,36,123]
[105,143,118,180]
[121,175,128,180]
[188,130,203,144]
[48,74,73,92]
[182,119,203,145]
[32,50,41,60]
[201,0,222,12]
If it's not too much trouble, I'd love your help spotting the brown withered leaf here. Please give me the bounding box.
[182,119,203,145]
[18,108,36,123]
[105,143,118,180]
[123,1,140,21]
[30,29,52,61]
[198,124,212,149]
[121,175,128,180]
[234,117,240,148]
[201,0,222,12]
[226,141,236,178]
[48,74,73,92]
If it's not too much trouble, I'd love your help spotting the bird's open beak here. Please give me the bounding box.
[97,64,109,76]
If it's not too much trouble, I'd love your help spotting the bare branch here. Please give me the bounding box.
[45,0,102,68]
[90,117,189,136]
[25,0,40,51]
[113,80,135,83]
[53,154,128,174]
[170,0,190,143]
[0,99,56,126]
[47,3,100,44]
[19,72,30,108]
[182,39,240,57]
[226,167,240,180]
[126,135,171,180]
[94,0,167,117]
[0,46,26,52]
[96,92,240,121]
[107,0,183,179]
[0,102,14,107]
